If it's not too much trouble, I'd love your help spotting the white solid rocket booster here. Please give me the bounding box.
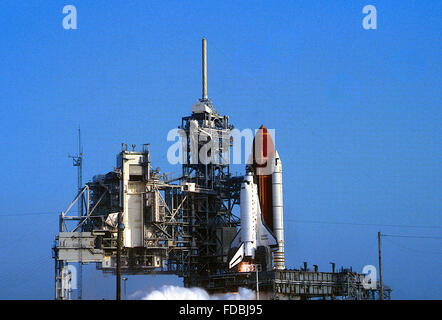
[272,151,285,270]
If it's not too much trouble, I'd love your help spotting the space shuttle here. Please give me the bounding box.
[229,126,285,271]
[193,38,285,271]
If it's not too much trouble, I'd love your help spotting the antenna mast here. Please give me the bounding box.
[202,37,208,100]
[69,127,83,300]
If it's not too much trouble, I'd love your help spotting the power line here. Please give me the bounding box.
[0,211,59,217]
[286,219,442,229]
[0,212,440,232]
[381,234,442,240]
[382,237,442,255]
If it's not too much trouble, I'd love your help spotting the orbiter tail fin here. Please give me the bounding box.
[257,207,278,248]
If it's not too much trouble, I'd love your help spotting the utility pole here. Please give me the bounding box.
[116,212,124,300]
[254,264,261,300]
[378,232,384,300]
[122,277,128,300]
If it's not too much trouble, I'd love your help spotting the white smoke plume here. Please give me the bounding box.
[131,285,256,300]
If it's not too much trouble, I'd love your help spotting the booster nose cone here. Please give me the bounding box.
[273,150,281,169]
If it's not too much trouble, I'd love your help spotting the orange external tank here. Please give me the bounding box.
[251,125,276,232]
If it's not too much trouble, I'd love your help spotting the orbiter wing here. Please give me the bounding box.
[228,196,277,269]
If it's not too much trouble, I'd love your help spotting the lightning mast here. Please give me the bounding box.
[69,127,83,300]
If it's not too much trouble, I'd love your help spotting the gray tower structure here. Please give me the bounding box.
[178,38,242,286]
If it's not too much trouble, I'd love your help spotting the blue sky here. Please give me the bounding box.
[0,1,440,299]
